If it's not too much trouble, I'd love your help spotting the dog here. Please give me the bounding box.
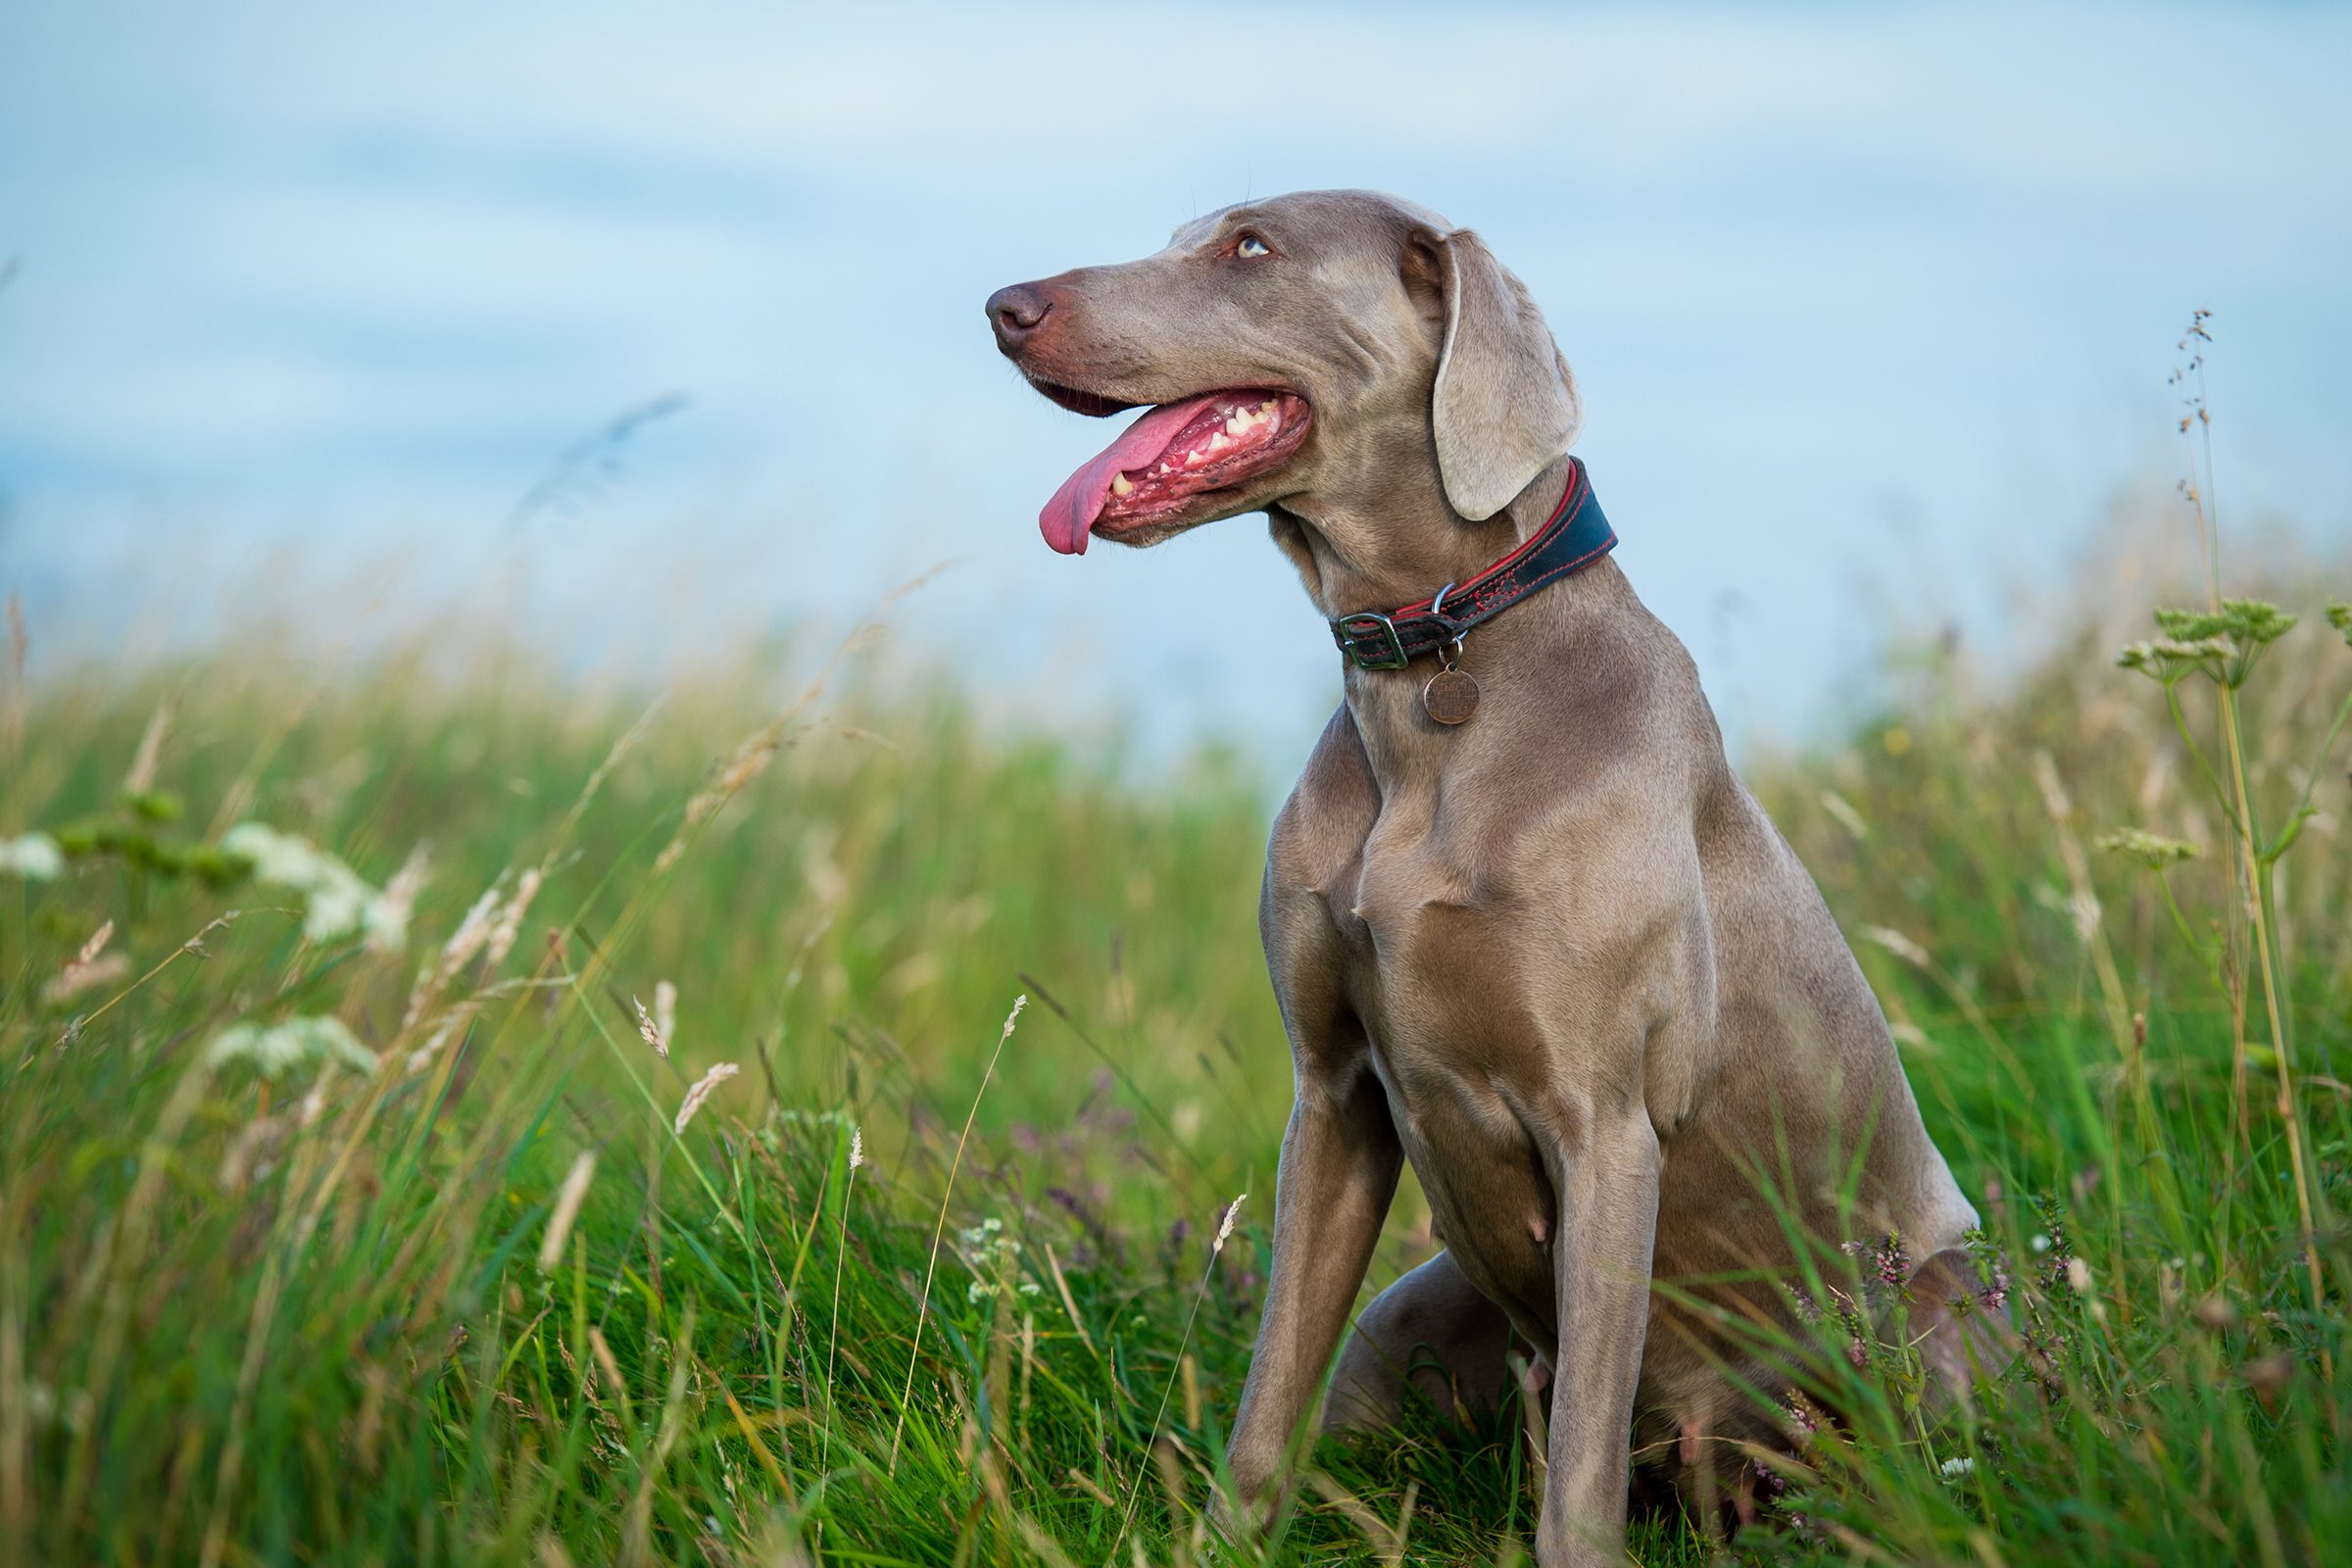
[987,190,1989,1565]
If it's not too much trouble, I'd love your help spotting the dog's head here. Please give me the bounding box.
[986,189,1582,556]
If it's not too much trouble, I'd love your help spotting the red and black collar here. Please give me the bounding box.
[1329,459,1617,670]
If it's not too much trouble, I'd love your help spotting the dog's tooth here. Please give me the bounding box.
[1224,413,1249,437]
[1208,432,1232,453]
[1110,472,1133,497]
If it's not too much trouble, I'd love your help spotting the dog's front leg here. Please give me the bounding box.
[1537,1105,1660,1568]
[1220,1061,1401,1525]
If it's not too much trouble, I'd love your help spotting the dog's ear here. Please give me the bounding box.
[1409,226,1582,522]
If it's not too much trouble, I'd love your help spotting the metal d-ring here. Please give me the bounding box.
[1429,582,1466,665]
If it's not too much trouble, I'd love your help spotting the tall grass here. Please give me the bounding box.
[2,490,2346,1562]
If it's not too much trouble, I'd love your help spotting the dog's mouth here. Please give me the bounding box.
[1032,382,1312,555]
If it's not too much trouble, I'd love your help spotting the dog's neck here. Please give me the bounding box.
[1269,452,1581,618]
[1269,451,1641,781]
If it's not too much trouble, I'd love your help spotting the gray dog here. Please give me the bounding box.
[987,190,1989,1565]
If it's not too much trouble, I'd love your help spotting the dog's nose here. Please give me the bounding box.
[986,282,1054,355]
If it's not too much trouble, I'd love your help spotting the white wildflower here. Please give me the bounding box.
[207,1014,377,1081]
[848,1125,864,1169]
[959,1216,1023,1302]
[304,873,371,946]
[1938,1455,1975,1480]
[221,823,405,948]
[672,1061,740,1134]
[0,832,65,880]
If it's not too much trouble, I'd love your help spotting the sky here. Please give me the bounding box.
[2,1,2347,768]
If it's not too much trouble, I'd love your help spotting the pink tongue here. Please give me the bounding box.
[1039,393,1223,555]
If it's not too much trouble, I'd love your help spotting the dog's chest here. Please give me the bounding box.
[1323,830,1557,1061]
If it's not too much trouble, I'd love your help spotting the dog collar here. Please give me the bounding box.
[1329,458,1617,670]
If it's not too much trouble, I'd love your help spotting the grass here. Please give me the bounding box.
[4,481,2350,1563]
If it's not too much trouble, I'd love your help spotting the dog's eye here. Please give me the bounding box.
[1235,233,1272,260]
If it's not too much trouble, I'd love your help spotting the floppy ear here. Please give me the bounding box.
[1420,227,1582,521]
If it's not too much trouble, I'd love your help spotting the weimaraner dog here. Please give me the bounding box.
[987,190,1990,1564]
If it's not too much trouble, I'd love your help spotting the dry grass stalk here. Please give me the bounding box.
[654,566,948,876]
[403,882,501,1030]
[887,994,1026,1473]
[1307,1473,1419,1568]
[1861,925,1932,970]
[617,1311,694,1568]
[1516,1352,1550,1499]
[375,843,430,943]
[542,693,665,871]
[819,1125,864,1481]
[536,1152,598,1273]
[43,922,126,1005]
[122,703,172,795]
[485,867,542,968]
[1043,1244,1096,1358]
[1111,1192,1246,1556]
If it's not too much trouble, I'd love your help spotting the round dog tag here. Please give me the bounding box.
[1422,666,1481,725]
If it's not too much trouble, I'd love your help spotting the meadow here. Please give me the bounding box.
[3,482,2348,1564]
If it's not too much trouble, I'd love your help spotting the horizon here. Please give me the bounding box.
[4,0,2347,764]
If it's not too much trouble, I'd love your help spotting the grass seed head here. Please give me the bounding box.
[1212,1193,1247,1253]
[634,994,669,1058]
[654,979,677,1049]
[485,866,542,967]
[673,1061,739,1133]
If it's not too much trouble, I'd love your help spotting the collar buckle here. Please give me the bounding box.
[1332,611,1410,670]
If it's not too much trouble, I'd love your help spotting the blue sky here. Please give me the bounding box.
[2,1,2346,764]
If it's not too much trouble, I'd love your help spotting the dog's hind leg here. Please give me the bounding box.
[1324,1250,1525,1436]
[1904,1247,2018,1410]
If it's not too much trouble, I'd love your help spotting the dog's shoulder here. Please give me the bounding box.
[1266,703,1377,886]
